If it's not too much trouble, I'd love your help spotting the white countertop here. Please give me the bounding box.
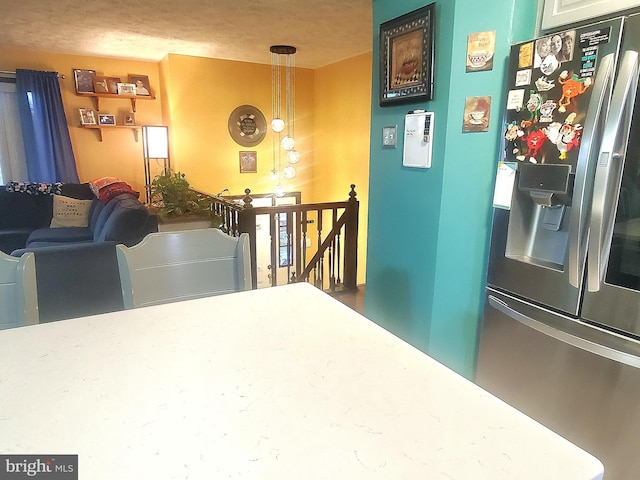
[0,283,603,479]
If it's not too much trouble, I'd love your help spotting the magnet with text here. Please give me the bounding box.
[515,69,532,87]
[518,42,534,69]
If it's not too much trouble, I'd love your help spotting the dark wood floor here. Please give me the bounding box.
[329,285,365,315]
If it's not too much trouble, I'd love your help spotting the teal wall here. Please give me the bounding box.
[365,0,536,378]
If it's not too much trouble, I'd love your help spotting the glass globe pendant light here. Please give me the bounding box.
[283,165,296,179]
[281,135,295,151]
[271,118,285,133]
[288,149,299,164]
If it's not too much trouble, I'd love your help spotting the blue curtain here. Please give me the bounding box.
[15,69,79,183]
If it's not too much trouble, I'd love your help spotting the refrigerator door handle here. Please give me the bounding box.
[588,50,640,292]
[487,294,640,368]
[568,53,615,288]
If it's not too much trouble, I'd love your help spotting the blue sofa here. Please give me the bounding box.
[1,182,157,254]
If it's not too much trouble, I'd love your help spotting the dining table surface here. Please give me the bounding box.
[0,282,603,479]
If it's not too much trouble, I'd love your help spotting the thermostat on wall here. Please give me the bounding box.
[403,111,434,169]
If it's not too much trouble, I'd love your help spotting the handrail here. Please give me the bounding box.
[198,185,359,292]
[252,201,354,214]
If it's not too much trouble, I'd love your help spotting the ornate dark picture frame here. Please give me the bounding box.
[379,4,435,106]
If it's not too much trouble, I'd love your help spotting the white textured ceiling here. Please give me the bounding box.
[0,0,373,69]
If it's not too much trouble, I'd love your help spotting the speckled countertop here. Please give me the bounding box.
[0,283,603,479]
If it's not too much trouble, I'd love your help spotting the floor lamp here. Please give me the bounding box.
[142,125,170,204]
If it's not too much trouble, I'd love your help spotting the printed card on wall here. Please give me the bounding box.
[493,161,517,210]
[466,31,496,72]
[239,151,257,173]
[463,96,491,132]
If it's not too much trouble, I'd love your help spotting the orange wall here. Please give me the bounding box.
[159,54,315,200]
[315,53,372,284]
[314,53,371,201]
[0,46,163,194]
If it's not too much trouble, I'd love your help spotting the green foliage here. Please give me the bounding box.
[150,170,223,228]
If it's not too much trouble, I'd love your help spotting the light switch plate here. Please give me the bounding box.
[382,125,397,147]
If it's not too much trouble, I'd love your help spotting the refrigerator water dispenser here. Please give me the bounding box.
[505,164,574,270]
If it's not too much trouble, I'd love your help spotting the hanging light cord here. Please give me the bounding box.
[271,51,281,122]
[270,45,297,180]
[292,55,296,140]
[285,53,291,138]
[271,51,280,174]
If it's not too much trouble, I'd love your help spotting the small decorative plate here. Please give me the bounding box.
[228,105,267,147]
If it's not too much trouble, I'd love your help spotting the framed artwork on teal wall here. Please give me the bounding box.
[379,3,435,106]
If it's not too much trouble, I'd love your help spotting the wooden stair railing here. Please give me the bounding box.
[200,185,359,291]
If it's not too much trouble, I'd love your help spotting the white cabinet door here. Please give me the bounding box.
[541,0,640,30]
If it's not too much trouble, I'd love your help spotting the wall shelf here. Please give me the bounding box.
[81,125,140,142]
[76,92,155,112]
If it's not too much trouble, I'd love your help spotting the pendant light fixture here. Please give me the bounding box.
[270,45,298,195]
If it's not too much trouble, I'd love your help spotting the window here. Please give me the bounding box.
[0,80,28,183]
[278,212,293,267]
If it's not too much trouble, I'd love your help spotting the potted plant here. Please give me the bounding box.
[149,170,223,228]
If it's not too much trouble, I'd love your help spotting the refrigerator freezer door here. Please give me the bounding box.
[583,14,640,337]
[588,50,640,292]
[477,287,640,480]
[568,53,615,287]
[486,290,640,366]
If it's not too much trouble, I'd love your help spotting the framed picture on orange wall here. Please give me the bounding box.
[73,69,96,94]
[98,114,116,126]
[79,108,96,126]
[123,112,135,126]
[105,77,121,94]
[239,151,257,173]
[128,74,151,96]
[93,76,110,94]
[117,82,136,95]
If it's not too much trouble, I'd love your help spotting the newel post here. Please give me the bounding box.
[237,188,258,289]
[343,184,359,290]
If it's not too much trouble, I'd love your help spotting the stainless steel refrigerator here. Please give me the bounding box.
[477,14,640,480]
